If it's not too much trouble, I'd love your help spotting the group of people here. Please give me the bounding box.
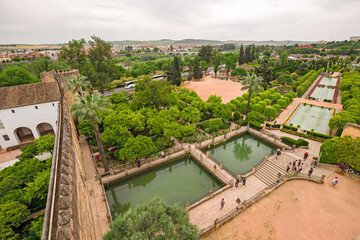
[235,176,246,187]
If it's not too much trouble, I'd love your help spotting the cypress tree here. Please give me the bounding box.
[193,57,203,80]
[166,56,182,86]
[245,46,251,63]
[251,45,255,62]
[238,45,245,65]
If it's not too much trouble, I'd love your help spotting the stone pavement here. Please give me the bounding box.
[188,175,266,231]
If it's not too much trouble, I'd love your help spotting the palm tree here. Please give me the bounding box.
[71,93,111,172]
[65,74,92,98]
[241,73,264,116]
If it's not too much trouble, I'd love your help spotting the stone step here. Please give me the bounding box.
[254,167,278,185]
[254,160,286,187]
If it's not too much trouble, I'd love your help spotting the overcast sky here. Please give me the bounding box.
[0,0,359,44]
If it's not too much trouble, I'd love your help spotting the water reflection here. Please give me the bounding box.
[233,138,252,161]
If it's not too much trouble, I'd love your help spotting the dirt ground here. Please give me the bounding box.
[203,173,360,240]
[183,75,247,103]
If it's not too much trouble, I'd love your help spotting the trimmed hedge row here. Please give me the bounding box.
[266,123,281,128]
[307,130,332,139]
[280,129,328,142]
[281,136,309,147]
[249,121,262,130]
[296,68,325,97]
[283,124,298,131]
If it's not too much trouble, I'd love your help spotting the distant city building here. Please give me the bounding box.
[298,45,313,49]
[350,36,360,41]
[317,40,328,44]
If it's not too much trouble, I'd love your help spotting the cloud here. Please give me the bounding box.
[0,0,359,43]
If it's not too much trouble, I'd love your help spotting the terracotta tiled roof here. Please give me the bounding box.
[0,82,60,110]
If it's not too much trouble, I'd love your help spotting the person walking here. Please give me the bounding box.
[286,162,291,172]
[303,152,309,161]
[220,198,225,210]
[332,177,339,187]
[314,160,318,168]
[242,177,247,187]
[137,159,141,168]
[292,160,296,170]
[298,163,303,173]
[308,167,313,178]
[235,177,239,187]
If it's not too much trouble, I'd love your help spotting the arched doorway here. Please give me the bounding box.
[14,127,35,144]
[36,123,55,137]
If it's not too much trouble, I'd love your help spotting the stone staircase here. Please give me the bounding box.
[301,166,335,179]
[254,159,286,187]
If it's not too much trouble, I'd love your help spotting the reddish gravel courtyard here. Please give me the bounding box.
[203,173,360,240]
[182,75,247,103]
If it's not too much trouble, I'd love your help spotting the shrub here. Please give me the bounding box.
[254,96,261,103]
[307,130,332,139]
[271,92,281,102]
[260,92,270,100]
[236,118,247,126]
[283,124,298,131]
[281,136,309,147]
[282,96,290,105]
[248,121,262,130]
[239,101,249,114]
[272,104,281,112]
[276,99,287,108]
[251,104,264,113]
[230,99,241,108]
[264,106,276,119]
[267,88,275,94]
[258,101,267,108]
[246,111,266,124]
[236,96,245,103]
[233,111,241,121]
[242,92,249,99]
[283,93,293,102]
[264,99,272,105]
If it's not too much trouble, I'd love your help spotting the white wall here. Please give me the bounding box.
[0,101,59,149]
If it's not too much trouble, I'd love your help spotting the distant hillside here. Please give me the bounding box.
[174,39,223,45]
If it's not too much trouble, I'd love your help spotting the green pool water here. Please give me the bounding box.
[105,158,222,216]
[208,134,275,177]
[310,87,335,101]
[320,77,337,86]
[288,104,332,134]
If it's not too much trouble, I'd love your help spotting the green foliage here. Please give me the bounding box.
[246,111,265,124]
[279,51,289,61]
[103,197,199,240]
[0,66,39,87]
[0,201,30,239]
[282,96,290,105]
[230,99,241,108]
[33,134,55,154]
[320,136,360,171]
[208,118,225,133]
[132,77,177,110]
[276,99,287,108]
[109,92,129,104]
[180,107,201,124]
[329,111,359,130]
[263,50,271,57]
[223,52,237,78]
[118,135,156,161]
[259,91,270,100]
[264,99,272,105]
[233,111,241,121]
[193,57,203,80]
[166,56,182,86]
[296,68,324,97]
[24,170,51,204]
[272,104,281,112]
[101,125,132,148]
[264,106,276,119]
[281,136,309,147]
[22,215,44,240]
[78,119,94,137]
[231,67,247,77]
[277,74,293,85]
[236,96,245,103]
[270,92,281,102]
[251,104,264,113]
[257,101,267,108]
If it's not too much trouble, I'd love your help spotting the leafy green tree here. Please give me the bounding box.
[71,93,111,172]
[132,77,177,110]
[255,59,272,85]
[60,38,87,70]
[279,51,289,61]
[103,197,199,240]
[24,170,50,204]
[64,74,92,97]
[77,119,94,137]
[223,52,237,79]
[264,106,277,119]
[239,101,249,114]
[276,99,287,108]
[231,68,247,77]
[233,111,241,120]
[0,201,30,239]
[208,118,223,133]
[241,73,264,116]
[23,215,44,240]
[118,135,155,162]
[263,50,271,57]
[200,60,209,75]
[271,92,281,102]
[33,134,55,155]
[109,92,129,104]
[212,51,223,76]
[246,111,266,124]
[198,45,213,63]
[180,107,201,124]
[214,104,233,121]
[193,57,203,80]
[251,104,264,113]
[277,74,293,85]
[329,111,359,130]
[101,125,132,148]
[0,66,39,87]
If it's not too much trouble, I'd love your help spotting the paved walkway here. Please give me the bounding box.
[79,135,110,238]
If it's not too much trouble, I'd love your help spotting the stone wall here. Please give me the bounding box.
[341,122,360,140]
[42,70,97,239]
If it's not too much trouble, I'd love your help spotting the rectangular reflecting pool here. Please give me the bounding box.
[320,77,337,86]
[208,134,275,177]
[105,158,222,216]
[310,87,335,101]
[288,104,333,134]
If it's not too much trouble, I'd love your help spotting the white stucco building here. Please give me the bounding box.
[0,82,60,150]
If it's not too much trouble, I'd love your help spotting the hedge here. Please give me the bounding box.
[249,121,262,130]
[266,123,281,128]
[296,68,325,97]
[280,129,327,142]
[236,118,247,126]
[281,136,309,147]
[307,130,333,139]
[283,124,298,131]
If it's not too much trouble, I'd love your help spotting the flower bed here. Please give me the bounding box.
[306,75,323,98]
